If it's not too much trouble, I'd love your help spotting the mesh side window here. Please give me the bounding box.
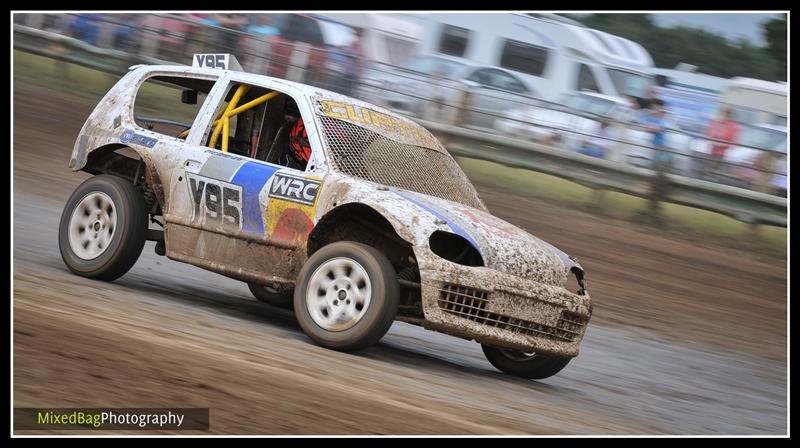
[318,115,485,210]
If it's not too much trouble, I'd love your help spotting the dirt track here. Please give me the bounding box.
[12,82,787,434]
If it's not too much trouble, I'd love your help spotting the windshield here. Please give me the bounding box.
[563,94,616,117]
[607,68,654,98]
[400,55,466,78]
[739,127,787,152]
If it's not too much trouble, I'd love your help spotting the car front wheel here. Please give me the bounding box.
[58,175,148,281]
[294,241,399,352]
[481,344,572,380]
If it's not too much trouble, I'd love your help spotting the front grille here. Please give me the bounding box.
[437,284,587,343]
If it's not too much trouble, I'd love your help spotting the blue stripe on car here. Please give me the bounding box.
[230,161,280,234]
[395,191,481,252]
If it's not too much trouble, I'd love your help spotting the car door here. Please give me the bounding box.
[164,76,325,286]
[464,68,532,129]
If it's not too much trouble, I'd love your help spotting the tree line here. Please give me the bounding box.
[565,14,787,82]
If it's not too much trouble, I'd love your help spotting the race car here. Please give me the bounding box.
[58,54,592,380]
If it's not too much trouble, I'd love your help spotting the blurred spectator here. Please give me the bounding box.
[771,167,787,197]
[41,14,70,33]
[247,15,279,37]
[110,14,140,52]
[196,13,220,27]
[705,107,740,180]
[579,118,616,159]
[751,149,780,194]
[140,14,191,61]
[626,94,641,111]
[69,14,103,46]
[340,28,366,96]
[643,86,663,111]
[217,14,247,53]
[327,46,353,94]
[241,15,279,75]
[640,106,673,220]
[642,106,672,171]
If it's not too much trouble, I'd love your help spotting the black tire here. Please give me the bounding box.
[481,344,572,380]
[58,175,148,281]
[248,282,294,310]
[294,241,399,352]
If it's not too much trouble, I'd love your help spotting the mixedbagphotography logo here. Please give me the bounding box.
[14,408,210,431]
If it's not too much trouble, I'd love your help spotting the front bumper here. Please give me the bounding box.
[418,259,592,358]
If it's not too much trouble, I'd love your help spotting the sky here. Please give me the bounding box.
[650,13,785,47]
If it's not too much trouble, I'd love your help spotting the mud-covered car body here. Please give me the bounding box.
[68,60,592,360]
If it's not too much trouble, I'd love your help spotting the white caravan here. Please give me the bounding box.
[718,77,787,127]
[314,13,425,66]
[398,12,656,102]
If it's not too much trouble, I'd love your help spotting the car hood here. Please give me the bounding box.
[396,190,578,287]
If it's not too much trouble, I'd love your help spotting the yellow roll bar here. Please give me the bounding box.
[230,91,280,117]
[204,86,281,153]
[209,84,250,151]
[177,86,281,150]
[178,87,281,147]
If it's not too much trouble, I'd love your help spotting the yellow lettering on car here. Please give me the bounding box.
[318,99,441,150]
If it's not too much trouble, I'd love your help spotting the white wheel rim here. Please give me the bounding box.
[306,257,372,332]
[68,191,117,260]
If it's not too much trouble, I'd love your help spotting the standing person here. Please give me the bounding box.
[111,13,140,53]
[705,107,741,181]
[341,28,366,97]
[579,118,616,159]
[626,94,641,112]
[640,106,672,220]
[246,14,279,37]
[327,45,352,94]
[140,14,190,61]
[244,15,279,74]
[642,106,671,170]
[217,13,247,54]
[69,13,102,46]
[642,86,662,111]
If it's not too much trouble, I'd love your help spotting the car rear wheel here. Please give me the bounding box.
[481,344,572,380]
[248,282,294,310]
[58,175,148,281]
[294,241,398,352]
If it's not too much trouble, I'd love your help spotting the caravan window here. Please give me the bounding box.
[438,25,471,57]
[577,64,599,92]
[607,69,653,98]
[499,39,548,77]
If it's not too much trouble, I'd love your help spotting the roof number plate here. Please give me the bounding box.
[192,53,242,71]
